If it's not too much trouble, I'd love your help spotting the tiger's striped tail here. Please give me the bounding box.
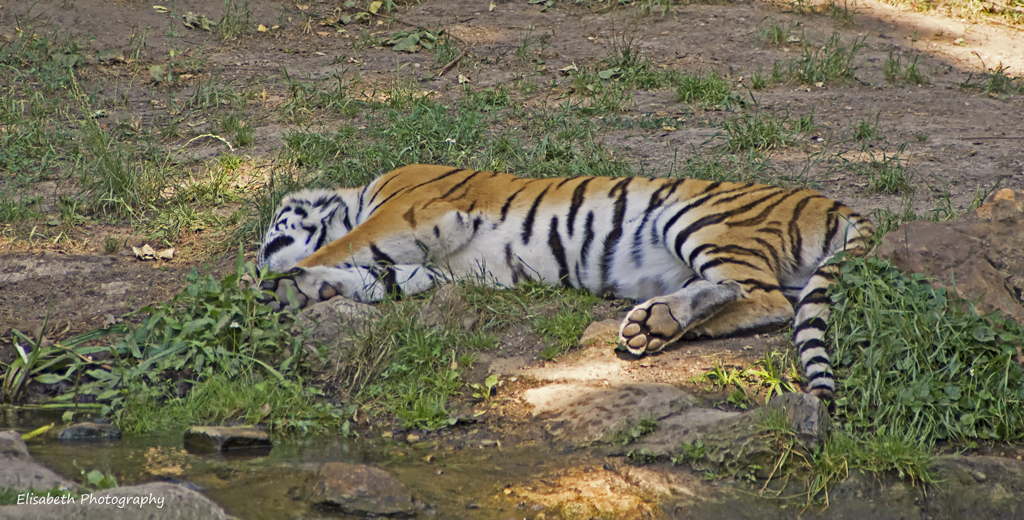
[793,212,875,402]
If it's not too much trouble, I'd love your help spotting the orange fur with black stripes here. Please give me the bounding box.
[258,165,873,400]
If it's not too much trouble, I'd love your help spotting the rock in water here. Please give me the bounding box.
[308,462,416,517]
[183,426,271,452]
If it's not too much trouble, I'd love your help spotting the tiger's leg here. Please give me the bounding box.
[619,280,794,352]
[619,279,744,354]
[619,230,795,356]
[262,263,444,312]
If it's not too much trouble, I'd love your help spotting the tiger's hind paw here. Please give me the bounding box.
[618,302,683,356]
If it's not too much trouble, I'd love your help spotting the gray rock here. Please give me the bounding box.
[623,392,828,470]
[293,296,379,348]
[613,407,740,457]
[924,455,1024,519]
[522,382,696,444]
[0,482,235,520]
[182,426,271,453]
[418,284,475,329]
[53,422,121,441]
[308,462,416,517]
[0,430,78,491]
[768,392,829,449]
[878,188,1024,323]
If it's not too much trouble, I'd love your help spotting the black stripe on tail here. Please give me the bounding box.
[792,213,874,401]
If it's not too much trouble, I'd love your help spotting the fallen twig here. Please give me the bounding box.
[437,49,469,78]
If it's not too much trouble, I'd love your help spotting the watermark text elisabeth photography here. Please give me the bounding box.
[16,491,165,509]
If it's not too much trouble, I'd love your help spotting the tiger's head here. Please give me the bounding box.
[258,189,355,272]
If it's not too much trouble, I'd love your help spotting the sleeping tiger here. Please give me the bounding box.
[257,164,873,401]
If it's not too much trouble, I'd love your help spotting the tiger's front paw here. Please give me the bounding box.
[618,301,683,356]
[258,269,341,312]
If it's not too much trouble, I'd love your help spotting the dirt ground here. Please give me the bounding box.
[2,0,1023,369]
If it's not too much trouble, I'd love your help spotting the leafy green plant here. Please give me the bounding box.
[672,439,706,465]
[385,28,446,53]
[744,351,798,403]
[614,416,658,445]
[80,468,118,490]
[470,374,500,401]
[695,360,746,389]
[2,318,124,407]
[831,255,1024,444]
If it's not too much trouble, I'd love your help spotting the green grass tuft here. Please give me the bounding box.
[830,255,1024,444]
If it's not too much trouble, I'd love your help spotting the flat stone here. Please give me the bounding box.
[623,393,828,468]
[615,407,740,457]
[523,382,697,444]
[308,462,416,517]
[53,422,121,441]
[182,426,271,453]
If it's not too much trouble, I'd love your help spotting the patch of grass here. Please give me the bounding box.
[960,64,1024,97]
[827,0,857,26]
[218,0,253,41]
[852,112,881,141]
[675,69,737,108]
[757,19,797,46]
[346,297,496,429]
[462,281,600,338]
[749,66,771,90]
[536,305,595,360]
[831,255,1024,444]
[0,27,84,93]
[515,27,551,68]
[884,51,930,85]
[186,74,242,111]
[860,151,912,195]
[718,109,817,152]
[281,70,360,120]
[786,33,867,85]
[433,31,462,67]
[0,197,42,223]
[77,107,166,219]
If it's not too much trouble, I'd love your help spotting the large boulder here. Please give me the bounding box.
[878,188,1024,323]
